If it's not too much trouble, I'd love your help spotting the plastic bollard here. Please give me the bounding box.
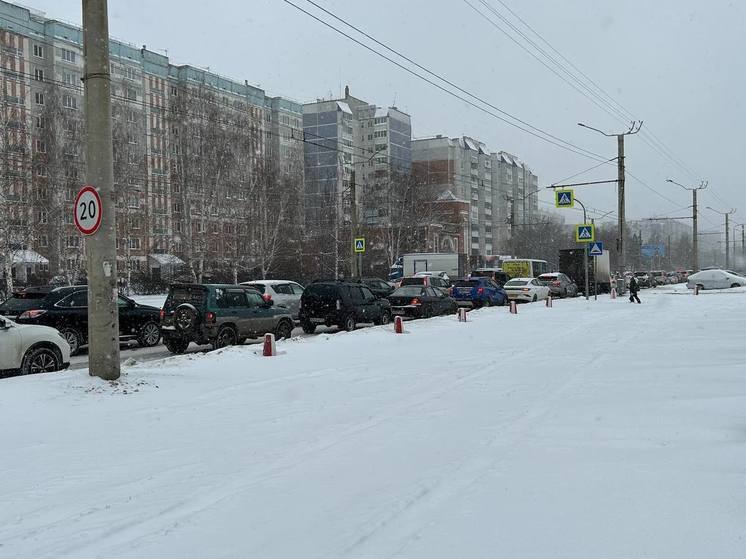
[394,315,404,334]
[546,296,552,308]
[509,300,518,314]
[262,333,276,357]
[611,288,617,299]
[458,308,468,322]
[694,285,699,296]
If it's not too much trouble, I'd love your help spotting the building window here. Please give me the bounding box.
[124,66,136,81]
[63,72,76,86]
[39,235,48,247]
[33,44,44,58]
[128,194,140,208]
[63,95,78,110]
[128,238,140,249]
[38,210,48,224]
[35,116,45,129]
[35,91,44,105]
[34,68,44,82]
[35,139,46,153]
[60,48,76,63]
[66,236,80,248]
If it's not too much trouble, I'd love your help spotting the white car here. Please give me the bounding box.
[503,277,551,303]
[686,269,746,290]
[0,315,71,375]
[241,280,305,319]
[414,271,451,282]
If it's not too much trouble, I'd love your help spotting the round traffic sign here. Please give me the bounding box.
[73,185,103,236]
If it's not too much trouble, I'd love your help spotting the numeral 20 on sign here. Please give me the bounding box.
[73,185,103,236]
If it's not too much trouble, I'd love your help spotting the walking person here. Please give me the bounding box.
[629,276,641,304]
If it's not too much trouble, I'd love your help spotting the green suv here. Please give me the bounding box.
[160,284,295,354]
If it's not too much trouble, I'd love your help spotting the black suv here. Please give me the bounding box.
[160,284,295,354]
[298,280,392,334]
[360,277,395,298]
[14,286,161,355]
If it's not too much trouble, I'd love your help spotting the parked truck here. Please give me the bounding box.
[559,248,612,295]
[398,253,468,280]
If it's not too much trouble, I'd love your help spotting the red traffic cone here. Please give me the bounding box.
[509,300,518,314]
[263,333,276,357]
[394,315,404,334]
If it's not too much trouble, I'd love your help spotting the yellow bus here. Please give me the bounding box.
[501,259,549,279]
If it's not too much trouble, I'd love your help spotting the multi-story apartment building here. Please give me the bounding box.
[0,1,303,285]
[412,136,540,257]
[303,86,412,229]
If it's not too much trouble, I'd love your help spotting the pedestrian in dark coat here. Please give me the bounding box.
[629,276,641,303]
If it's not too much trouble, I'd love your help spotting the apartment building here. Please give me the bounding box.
[0,1,303,283]
[303,86,412,227]
[412,137,540,257]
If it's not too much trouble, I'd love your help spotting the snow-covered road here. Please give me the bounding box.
[1,288,745,558]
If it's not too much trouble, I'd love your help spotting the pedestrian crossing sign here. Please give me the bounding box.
[588,241,604,256]
[575,224,595,243]
[555,189,574,208]
[354,237,366,253]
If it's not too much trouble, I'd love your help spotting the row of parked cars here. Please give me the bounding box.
[628,270,691,288]
[0,268,572,376]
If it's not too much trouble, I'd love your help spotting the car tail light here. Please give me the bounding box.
[205,311,216,324]
[159,309,165,320]
[410,298,421,306]
[552,281,561,286]
[477,287,484,295]
[18,309,46,319]
[336,299,342,310]
[262,293,272,302]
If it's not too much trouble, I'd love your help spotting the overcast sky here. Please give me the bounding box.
[26,0,746,228]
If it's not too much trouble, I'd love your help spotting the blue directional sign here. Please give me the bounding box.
[575,223,595,243]
[588,241,604,257]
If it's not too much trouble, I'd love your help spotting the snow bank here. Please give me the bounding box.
[1,292,745,558]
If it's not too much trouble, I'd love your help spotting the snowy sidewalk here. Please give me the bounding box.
[1,291,745,558]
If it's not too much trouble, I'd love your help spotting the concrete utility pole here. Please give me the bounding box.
[82,0,120,380]
[667,179,707,272]
[349,169,358,278]
[706,206,737,270]
[578,121,642,275]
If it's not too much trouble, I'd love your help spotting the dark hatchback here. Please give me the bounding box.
[388,285,457,319]
[299,280,391,333]
[14,286,161,355]
[0,286,54,320]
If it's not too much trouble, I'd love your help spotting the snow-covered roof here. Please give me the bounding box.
[464,138,479,151]
[8,249,49,265]
[478,144,490,155]
[336,101,353,115]
[374,107,388,119]
[149,253,185,266]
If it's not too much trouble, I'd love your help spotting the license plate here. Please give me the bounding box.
[311,318,326,324]
[392,309,406,315]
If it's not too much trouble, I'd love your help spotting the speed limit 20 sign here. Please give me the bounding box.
[73,185,103,236]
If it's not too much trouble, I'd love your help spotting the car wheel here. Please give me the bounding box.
[423,306,434,319]
[60,327,83,356]
[697,284,705,291]
[164,336,189,354]
[212,326,237,350]
[137,321,161,347]
[731,283,740,289]
[301,321,317,334]
[341,314,356,332]
[275,319,293,340]
[21,347,61,375]
[376,311,391,325]
[236,337,247,345]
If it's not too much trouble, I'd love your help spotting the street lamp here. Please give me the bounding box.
[667,179,706,272]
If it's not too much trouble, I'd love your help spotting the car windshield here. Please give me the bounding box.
[454,280,478,287]
[537,275,558,282]
[304,284,339,298]
[392,286,424,297]
[505,280,528,286]
[400,278,425,286]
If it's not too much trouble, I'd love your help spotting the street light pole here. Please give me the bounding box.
[82,0,120,380]
[578,121,642,275]
[667,179,707,272]
[574,197,589,301]
[706,206,737,269]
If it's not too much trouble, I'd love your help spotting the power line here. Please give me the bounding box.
[280,0,608,162]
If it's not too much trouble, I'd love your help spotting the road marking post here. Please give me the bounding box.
[263,333,276,357]
[546,296,552,308]
[458,308,468,322]
[509,301,518,314]
[394,315,404,334]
